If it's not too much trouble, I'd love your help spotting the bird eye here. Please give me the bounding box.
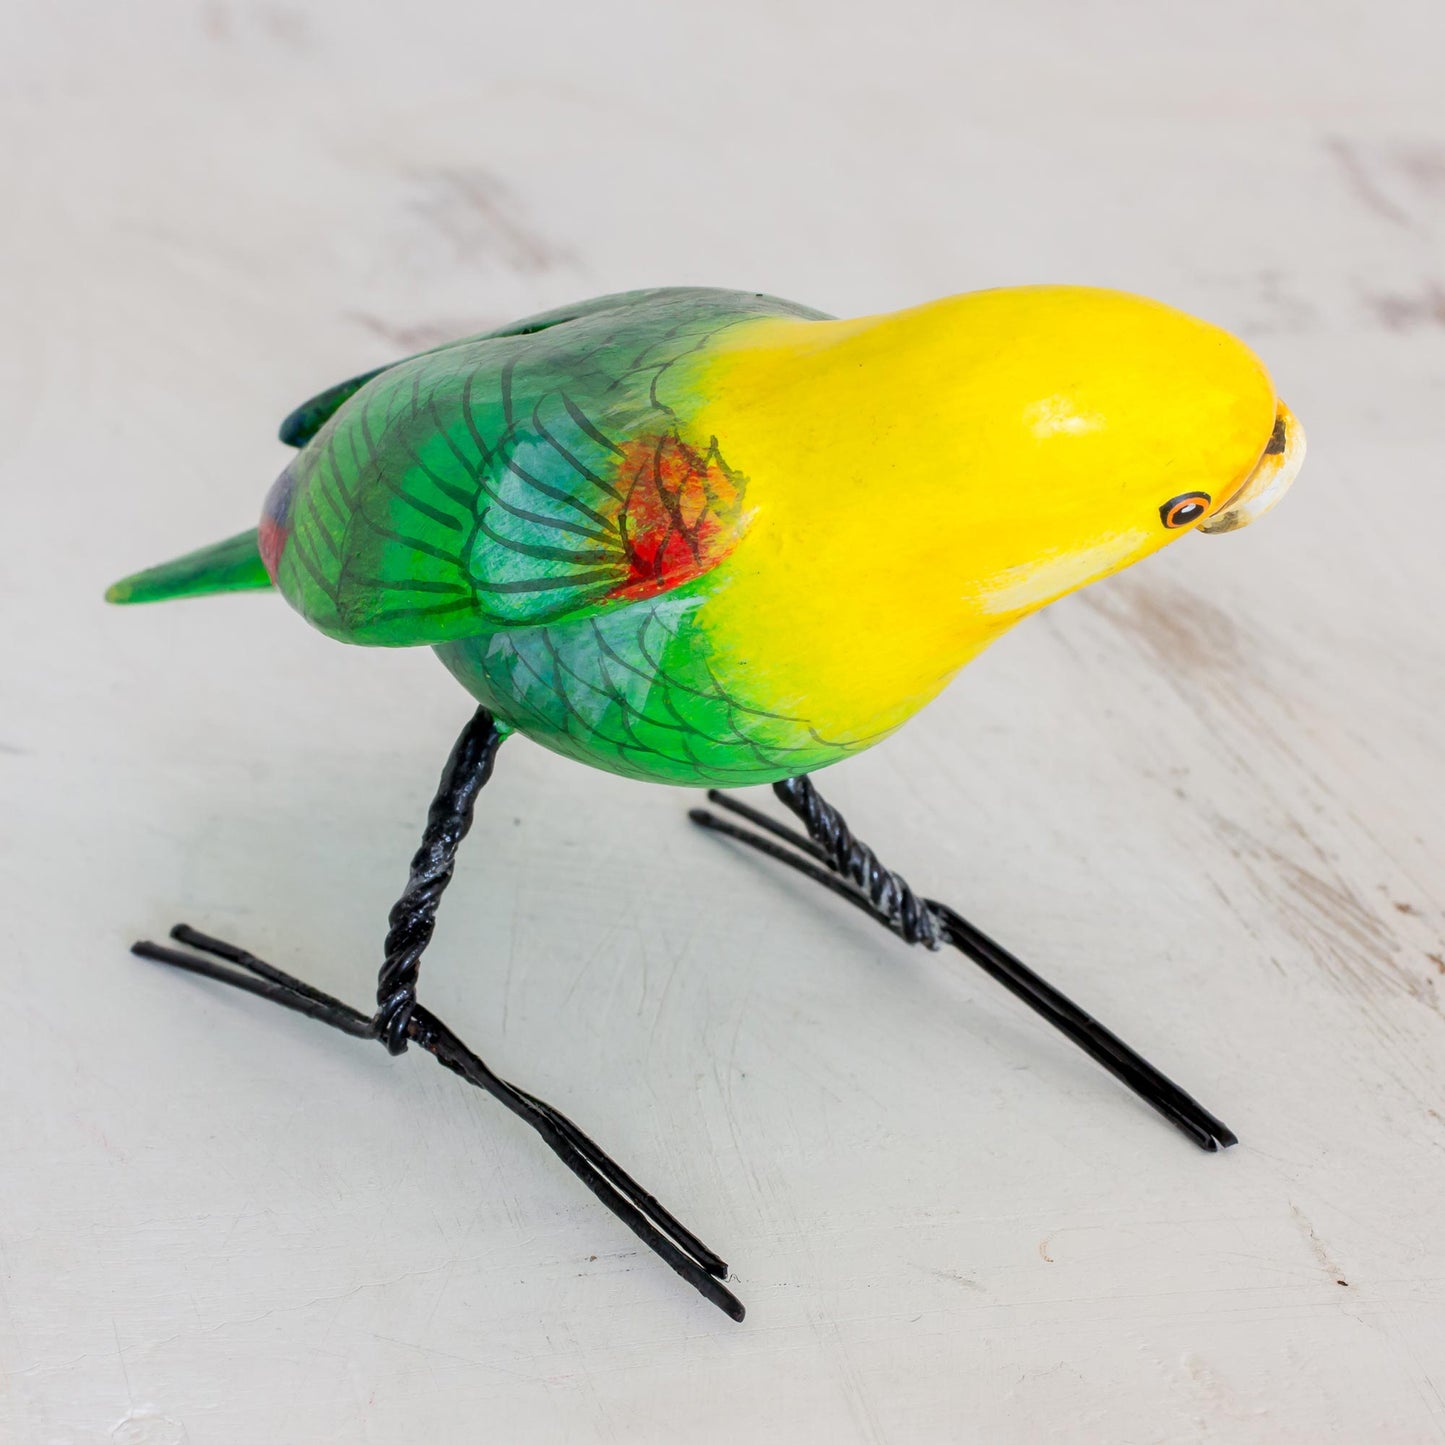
[1160,492,1211,529]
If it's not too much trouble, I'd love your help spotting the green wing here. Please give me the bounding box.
[278,367,390,449]
[268,288,828,645]
[275,292,668,447]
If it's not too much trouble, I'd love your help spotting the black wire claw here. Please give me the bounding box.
[691,782,1237,1155]
[132,924,745,1321]
[129,708,746,1322]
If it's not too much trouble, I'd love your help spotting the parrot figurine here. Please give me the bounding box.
[108,284,1304,1321]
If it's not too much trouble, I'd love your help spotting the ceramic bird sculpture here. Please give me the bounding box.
[109,285,1304,1321]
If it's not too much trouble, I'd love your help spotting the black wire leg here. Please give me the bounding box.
[130,707,744,1322]
[690,779,1236,1154]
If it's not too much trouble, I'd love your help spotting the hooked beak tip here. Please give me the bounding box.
[1200,402,1304,535]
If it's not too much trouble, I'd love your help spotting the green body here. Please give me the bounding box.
[431,578,861,786]
[110,289,853,785]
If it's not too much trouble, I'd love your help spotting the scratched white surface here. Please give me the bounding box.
[3,1,1444,1440]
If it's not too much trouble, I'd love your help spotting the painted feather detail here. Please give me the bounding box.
[265,288,813,645]
[433,586,871,787]
[610,434,747,602]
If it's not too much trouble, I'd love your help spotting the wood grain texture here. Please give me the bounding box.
[2,0,1442,1440]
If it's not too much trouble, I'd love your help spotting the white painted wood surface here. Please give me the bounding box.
[3,2,1443,1439]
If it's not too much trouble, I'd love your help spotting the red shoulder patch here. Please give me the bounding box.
[609,434,747,601]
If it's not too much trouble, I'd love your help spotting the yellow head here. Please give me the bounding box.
[693,285,1303,741]
[853,286,1303,622]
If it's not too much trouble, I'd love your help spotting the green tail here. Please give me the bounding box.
[105,529,272,605]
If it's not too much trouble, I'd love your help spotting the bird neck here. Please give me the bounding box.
[684,300,1026,745]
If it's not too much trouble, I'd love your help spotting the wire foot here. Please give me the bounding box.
[691,780,1236,1154]
[129,707,745,1322]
